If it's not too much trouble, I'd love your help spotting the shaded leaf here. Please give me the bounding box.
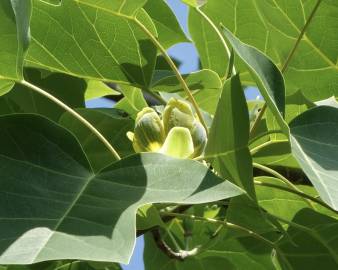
[0,80,15,97]
[136,204,164,231]
[0,69,86,121]
[277,209,338,269]
[59,108,134,172]
[0,114,242,264]
[253,141,299,169]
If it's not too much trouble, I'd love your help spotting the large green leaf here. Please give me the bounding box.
[144,0,188,49]
[290,106,338,210]
[0,114,242,264]
[222,28,288,135]
[191,0,338,101]
[205,74,254,199]
[151,69,222,93]
[59,108,134,172]
[0,69,86,121]
[0,0,32,81]
[26,0,157,87]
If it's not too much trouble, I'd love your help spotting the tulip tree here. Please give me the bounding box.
[0,0,338,269]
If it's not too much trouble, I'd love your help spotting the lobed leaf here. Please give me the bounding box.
[0,114,242,264]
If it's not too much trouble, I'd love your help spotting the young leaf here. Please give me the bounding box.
[114,85,148,119]
[290,106,338,210]
[205,74,255,199]
[85,80,120,101]
[222,27,288,135]
[0,0,32,81]
[0,114,242,264]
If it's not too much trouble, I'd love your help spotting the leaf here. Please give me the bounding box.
[144,219,277,270]
[0,0,32,80]
[252,141,300,169]
[73,0,148,15]
[26,0,157,87]
[136,204,164,231]
[59,108,134,172]
[222,27,288,135]
[200,233,279,270]
[144,0,188,49]
[193,88,222,115]
[181,0,207,8]
[196,0,338,101]
[290,106,338,210]
[0,113,243,264]
[256,177,314,221]
[114,85,148,119]
[151,69,222,93]
[205,74,254,199]
[0,69,86,121]
[257,91,314,170]
[85,80,120,101]
[277,209,338,269]
[188,8,228,78]
[0,80,15,97]
[315,96,338,109]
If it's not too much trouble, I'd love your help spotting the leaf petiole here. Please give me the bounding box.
[19,80,122,161]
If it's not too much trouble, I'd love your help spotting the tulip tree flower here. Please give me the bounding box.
[127,98,207,159]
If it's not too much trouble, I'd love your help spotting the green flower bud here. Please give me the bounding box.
[159,127,194,159]
[162,98,207,157]
[162,98,195,134]
[190,121,207,157]
[132,107,165,152]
